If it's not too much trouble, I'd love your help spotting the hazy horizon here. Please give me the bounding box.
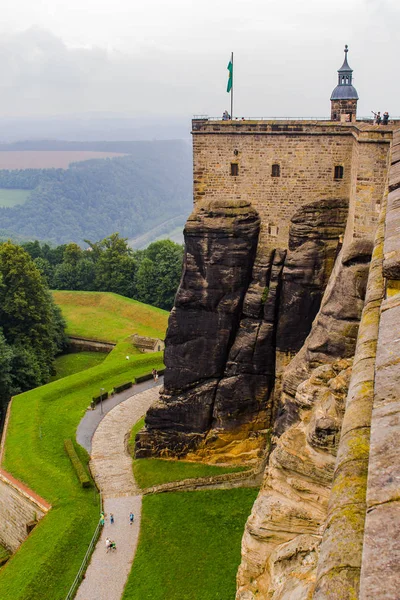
[0,0,398,125]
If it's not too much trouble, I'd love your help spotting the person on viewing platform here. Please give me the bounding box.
[372,111,381,124]
[382,111,389,125]
[222,110,230,120]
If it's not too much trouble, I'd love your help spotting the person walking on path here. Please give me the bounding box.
[100,512,105,526]
[129,512,134,525]
[110,513,114,525]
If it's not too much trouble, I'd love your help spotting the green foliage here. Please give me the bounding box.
[129,419,245,489]
[49,351,105,382]
[25,234,183,311]
[0,242,67,412]
[135,240,184,309]
[64,439,91,488]
[0,146,191,245]
[113,381,132,393]
[261,286,269,304]
[122,489,259,600]
[0,343,164,600]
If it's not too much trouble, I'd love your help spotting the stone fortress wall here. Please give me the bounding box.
[192,119,393,249]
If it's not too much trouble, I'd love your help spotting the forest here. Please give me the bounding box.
[0,140,192,244]
[21,234,184,311]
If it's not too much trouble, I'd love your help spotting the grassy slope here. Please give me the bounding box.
[129,419,245,489]
[49,351,106,382]
[122,489,258,600]
[52,291,169,342]
[0,341,164,600]
[0,189,30,207]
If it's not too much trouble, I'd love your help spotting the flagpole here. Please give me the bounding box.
[230,52,233,119]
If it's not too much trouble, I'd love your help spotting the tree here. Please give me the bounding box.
[87,233,136,297]
[135,240,184,309]
[0,242,67,404]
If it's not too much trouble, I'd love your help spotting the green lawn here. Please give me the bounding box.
[0,188,30,207]
[129,419,246,489]
[49,351,106,382]
[0,340,164,600]
[122,489,258,600]
[52,291,169,343]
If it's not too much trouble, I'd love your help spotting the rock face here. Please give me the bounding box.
[136,198,348,462]
[236,240,372,600]
[276,198,348,354]
[236,359,353,600]
[135,198,261,458]
[275,239,373,436]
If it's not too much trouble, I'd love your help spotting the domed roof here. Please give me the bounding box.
[331,85,359,100]
[331,45,358,101]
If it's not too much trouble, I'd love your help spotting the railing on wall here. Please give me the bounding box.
[192,115,400,122]
[65,492,103,600]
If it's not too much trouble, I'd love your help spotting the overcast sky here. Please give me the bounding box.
[0,0,398,120]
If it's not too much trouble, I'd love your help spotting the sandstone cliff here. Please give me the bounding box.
[136,197,348,463]
[237,240,371,599]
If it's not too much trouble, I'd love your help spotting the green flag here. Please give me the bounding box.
[227,59,233,93]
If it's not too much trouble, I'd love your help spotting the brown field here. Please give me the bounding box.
[0,150,128,169]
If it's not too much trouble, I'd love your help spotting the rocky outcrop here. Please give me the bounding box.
[236,359,353,600]
[276,198,348,354]
[236,240,372,600]
[275,239,373,436]
[135,198,261,458]
[136,197,348,462]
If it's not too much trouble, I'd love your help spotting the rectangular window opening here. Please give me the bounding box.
[334,165,344,179]
[230,163,239,176]
[272,164,280,177]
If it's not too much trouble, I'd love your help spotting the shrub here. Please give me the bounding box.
[64,439,91,488]
[113,381,132,394]
[91,390,109,408]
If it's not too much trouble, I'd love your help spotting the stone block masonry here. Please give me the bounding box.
[0,469,51,553]
[192,120,393,251]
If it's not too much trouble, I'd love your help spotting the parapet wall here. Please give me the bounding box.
[192,119,393,251]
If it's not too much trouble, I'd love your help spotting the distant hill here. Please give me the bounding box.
[0,140,192,245]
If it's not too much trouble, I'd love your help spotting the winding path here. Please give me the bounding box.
[75,382,161,600]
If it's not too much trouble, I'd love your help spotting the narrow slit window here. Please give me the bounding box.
[334,165,344,179]
[230,163,239,176]
[272,164,280,177]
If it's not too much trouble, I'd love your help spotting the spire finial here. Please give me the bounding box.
[344,44,348,54]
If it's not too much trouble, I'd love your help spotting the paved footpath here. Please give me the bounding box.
[75,384,160,600]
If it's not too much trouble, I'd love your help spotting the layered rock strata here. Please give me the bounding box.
[275,238,373,436]
[136,198,347,462]
[135,198,261,458]
[237,359,353,600]
[358,132,400,600]
[236,240,372,599]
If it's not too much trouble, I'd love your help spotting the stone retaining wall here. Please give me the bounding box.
[68,336,115,353]
[142,461,265,495]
